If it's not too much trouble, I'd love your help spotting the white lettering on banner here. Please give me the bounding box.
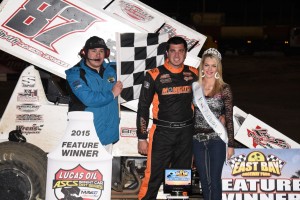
[223,178,300,199]
[58,171,84,179]
[57,171,99,180]
[223,179,300,192]
[260,179,276,191]
[223,193,300,200]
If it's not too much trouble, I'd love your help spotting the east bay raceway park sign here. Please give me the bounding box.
[221,149,300,200]
[218,108,300,199]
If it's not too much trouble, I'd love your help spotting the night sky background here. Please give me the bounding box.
[140,0,300,27]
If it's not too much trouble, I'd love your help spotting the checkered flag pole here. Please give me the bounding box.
[227,154,247,169]
[267,154,286,169]
[116,32,168,103]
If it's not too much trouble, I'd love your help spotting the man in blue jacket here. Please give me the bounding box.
[65,36,123,153]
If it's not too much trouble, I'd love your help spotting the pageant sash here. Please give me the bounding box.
[192,82,228,144]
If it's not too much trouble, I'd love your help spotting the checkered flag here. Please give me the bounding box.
[267,154,286,169]
[227,154,246,169]
[117,32,168,103]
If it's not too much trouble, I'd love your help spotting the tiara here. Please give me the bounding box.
[202,48,222,60]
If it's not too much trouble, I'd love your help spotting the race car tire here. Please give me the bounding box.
[0,141,47,200]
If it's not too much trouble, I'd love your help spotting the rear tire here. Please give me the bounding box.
[0,141,47,200]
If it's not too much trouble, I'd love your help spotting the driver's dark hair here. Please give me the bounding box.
[166,36,187,51]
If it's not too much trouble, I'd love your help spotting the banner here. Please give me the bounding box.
[222,148,300,200]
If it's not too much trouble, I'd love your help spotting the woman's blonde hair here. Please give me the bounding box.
[198,49,226,96]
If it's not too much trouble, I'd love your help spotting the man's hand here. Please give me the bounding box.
[138,140,148,155]
[112,81,123,97]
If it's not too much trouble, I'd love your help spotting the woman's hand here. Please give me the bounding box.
[227,147,234,160]
[219,115,225,126]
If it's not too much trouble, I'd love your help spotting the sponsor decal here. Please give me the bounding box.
[183,72,192,76]
[0,29,69,67]
[52,165,104,200]
[119,0,154,22]
[16,103,40,112]
[159,74,171,83]
[160,74,170,79]
[143,81,150,89]
[162,86,191,95]
[72,80,82,90]
[120,128,137,137]
[22,76,35,87]
[0,0,107,67]
[2,0,104,52]
[107,76,115,83]
[247,126,291,149]
[174,170,189,177]
[16,114,43,122]
[16,123,44,135]
[184,76,193,81]
[165,169,191,186]
[183,72,193,81]
[160,78,172,84]
[17,89,39,102]
[158,24,199,50]
[140,118,148,135]
[228,151,285,177]
[166,170,189,178]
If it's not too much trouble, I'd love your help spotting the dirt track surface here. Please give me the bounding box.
[0,53,300,144]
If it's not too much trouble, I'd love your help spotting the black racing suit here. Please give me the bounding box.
[137,60,198,199]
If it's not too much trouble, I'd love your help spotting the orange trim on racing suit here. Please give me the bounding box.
[137,60,198,199]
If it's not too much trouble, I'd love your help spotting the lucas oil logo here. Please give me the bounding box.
[52,165,104,200]
[227,151,286,177]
